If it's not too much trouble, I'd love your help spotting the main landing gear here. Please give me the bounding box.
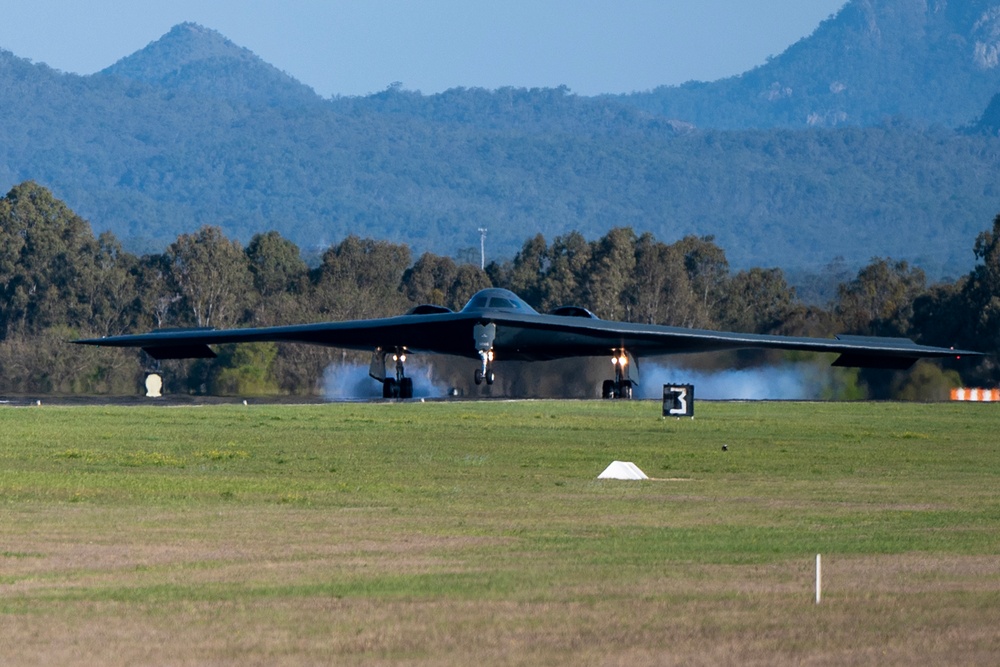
[602,350,635,399]
[369,348,413,399]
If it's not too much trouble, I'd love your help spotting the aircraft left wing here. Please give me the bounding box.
[75,312,480,360]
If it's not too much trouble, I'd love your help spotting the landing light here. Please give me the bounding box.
[618,355,628,367]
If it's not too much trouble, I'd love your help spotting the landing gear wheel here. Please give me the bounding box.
[601,379,634,399]
[619,381,632,400]
[382,378,398,399]
[474,340,496,388]
[602,380,615,399]
[382,377,413,399]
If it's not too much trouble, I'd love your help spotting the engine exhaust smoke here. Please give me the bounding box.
[637,363,821,400]
[322,359,448,400]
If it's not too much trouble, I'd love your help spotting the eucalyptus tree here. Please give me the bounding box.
[947,213,1000,382]
[674,234,730,328]
[0,181,114,337]
[963,214,1000,344]
[245,230,309,326]
[85,231,142,337]
[447,264,492,311]
[246,230,308,299]
[165,225,254,329]
[506,233,547,308]
[0,182,141,392]
[835,258,926,337]
[625,233,701,326]
[540,231,590,312]
[401,252,459,307]
[311,236,411,320]
[718,267,796,334]
[583,227,636,320]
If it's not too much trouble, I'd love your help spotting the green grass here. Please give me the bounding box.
[1,400,999,664]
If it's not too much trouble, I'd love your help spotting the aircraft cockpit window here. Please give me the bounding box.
[488,297,519,309]
[461,289,538,313]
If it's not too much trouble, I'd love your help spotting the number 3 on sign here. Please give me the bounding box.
[663,384,694,417]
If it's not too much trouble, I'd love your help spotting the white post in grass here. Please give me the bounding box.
[815,554,822,604]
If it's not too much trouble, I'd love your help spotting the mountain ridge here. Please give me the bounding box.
[619,0,1000,129]
[0,3,999,279]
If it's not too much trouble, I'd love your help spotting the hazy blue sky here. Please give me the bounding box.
[1,1,846,97]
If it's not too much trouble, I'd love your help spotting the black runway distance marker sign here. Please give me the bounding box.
[663,384,694,417]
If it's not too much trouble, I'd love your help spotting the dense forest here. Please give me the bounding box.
[2,15,1000,279]
[1,183,996,400]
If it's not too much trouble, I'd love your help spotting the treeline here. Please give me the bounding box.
[0,181,996,398]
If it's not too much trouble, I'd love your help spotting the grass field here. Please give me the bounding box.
[1,399,998,665]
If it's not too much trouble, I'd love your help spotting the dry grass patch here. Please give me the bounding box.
[1,583,997,666]
[1,506,503,599]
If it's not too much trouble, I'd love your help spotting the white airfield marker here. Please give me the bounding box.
[597,461,648,480]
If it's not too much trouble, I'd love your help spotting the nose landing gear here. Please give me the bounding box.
[473,322,496,386]
[474,349,495,386]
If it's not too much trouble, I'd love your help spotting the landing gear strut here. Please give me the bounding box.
[473,322,496,386]
[369,347,413,399]
[474,349,495,386]
[602,349,635,399]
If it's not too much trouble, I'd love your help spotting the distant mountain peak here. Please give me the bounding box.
[99,22,320,106]
[102,22,257,81]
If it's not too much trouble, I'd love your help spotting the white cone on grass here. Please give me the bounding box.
[597,461,648,480]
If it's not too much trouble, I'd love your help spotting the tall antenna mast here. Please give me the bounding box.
[478,227,488,270]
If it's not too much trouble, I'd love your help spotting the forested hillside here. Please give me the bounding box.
[1,13,1000,279]
[621,0,1000,129]
[1,183,997,400]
